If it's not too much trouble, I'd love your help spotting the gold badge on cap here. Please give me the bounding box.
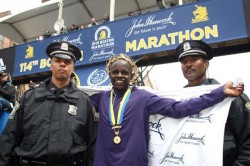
[68,105,77,115]
[61,42,69,51]
[183,42,191,51]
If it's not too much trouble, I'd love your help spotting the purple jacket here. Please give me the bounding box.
[91,86,226,166]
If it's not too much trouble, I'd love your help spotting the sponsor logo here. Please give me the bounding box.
[0,58,6,71]
[125,12,176,37]
[187,113,213,123]
[160,152,185,164]
[149,117,166,140]
[176,133,206,145]
[90,26,115,61]
[53,34,83,45]
[53,34,84,61]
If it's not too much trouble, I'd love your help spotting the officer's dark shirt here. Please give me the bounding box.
[0,78,96,166]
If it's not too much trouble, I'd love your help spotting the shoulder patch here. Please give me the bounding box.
[246,102,250,110]
[92,106,99,122]
[9,102,20,119]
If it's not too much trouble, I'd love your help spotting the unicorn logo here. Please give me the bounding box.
[94,26,111,41]
[99,30,107,39]
[192,5,209,23]
[25,45,34,58]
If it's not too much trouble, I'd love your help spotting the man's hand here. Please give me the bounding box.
[28,80,38,89]
[224,81,244,97]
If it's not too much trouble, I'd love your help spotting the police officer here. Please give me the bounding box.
[176,40,250,166]
[0,41,96,166]
[0,72,16,111]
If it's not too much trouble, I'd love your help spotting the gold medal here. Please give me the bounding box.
[109,89,131,145]
[114,136,121,144]
[113,127,121,144]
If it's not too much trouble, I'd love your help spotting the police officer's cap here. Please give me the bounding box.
[46,41,82,62]
[176,40,213,61]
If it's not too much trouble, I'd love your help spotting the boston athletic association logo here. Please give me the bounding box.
[192,5,209,23]
[25,45,34,58]
[90,26,115,61]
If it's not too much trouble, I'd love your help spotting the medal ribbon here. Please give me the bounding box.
[109,88,131,126]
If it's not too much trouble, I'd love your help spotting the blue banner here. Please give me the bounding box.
[13,0,249,77]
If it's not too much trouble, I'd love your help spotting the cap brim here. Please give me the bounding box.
[53,54,73,60]
[179,49,206,60]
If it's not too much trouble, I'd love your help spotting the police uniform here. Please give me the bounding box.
[176,40,250,166]
[0,72,16,110]
[0,41,96,166]
[176,40,213,61]
[46,41,82,62]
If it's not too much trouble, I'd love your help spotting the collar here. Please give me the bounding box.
[34,78,79,103]
[112,86,135,96]
[47,81,71,95]
[184,78,219,88]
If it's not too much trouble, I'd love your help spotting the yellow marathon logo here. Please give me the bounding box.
[192,5,209,23]
[89,26,115,61]
[99,30,107,40]
[25,45,34,58]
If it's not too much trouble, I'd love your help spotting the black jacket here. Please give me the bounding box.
[0,78,97,166]
[0,81,16,105]
[185,78,250,166]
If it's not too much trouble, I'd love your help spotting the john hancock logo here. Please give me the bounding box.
[192,5,209,23]
[187,112,213,123]
[90,26,115,61]
[175,133,206,145]
[149,117,166,140]
[160,152,185,164]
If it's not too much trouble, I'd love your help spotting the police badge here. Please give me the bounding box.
[68,105,78,115]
